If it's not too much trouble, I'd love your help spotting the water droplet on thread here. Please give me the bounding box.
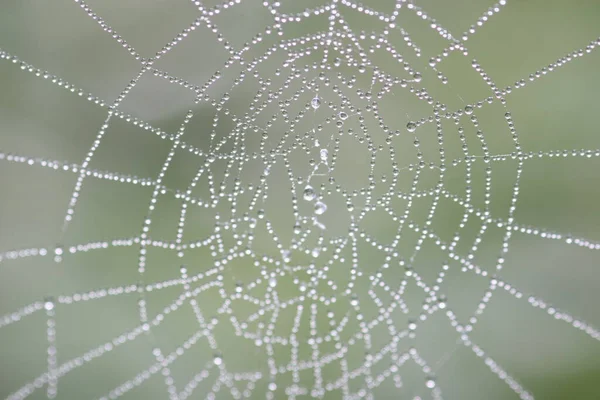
[339,111,348,120]
[464,105,474,115]
[293,223,302,235]
[406,122,417,132]
[408,319,417,331]
[437,295,447,309]
[213,354,223,366]
[53,245,64,263]
[320,149,328,161]
[44,297,55,311]
[426,376,436,389]
[314,201,327,215]
[282,250,291,263]
[303,186,316,201]
[413,72,422,82]
[311,97,321,109]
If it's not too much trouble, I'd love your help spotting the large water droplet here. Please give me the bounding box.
[406,122,417,132]
[425,376,436,389]
[293,223,302,235]
[437,295,447,309]
[464,105,474,115]
[314,201,327,215]
[282,249,291,263]
[408,319,417,331]
[311,97,321,109]
[303,186,316,201]
[339,111,348,120]
[53,245,64,263]
[213,353,223,366]
[44,297,55,311]
[320,149,328,161]
[235,281,243,293]
[413,72,422,82]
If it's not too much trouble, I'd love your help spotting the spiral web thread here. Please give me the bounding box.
[1,0,600,399]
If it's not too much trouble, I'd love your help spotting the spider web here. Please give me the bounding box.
[1,0,600,399]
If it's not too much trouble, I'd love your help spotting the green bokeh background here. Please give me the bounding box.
[1,0,599,399]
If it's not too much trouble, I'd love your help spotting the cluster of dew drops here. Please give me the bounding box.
[299,95,335,226]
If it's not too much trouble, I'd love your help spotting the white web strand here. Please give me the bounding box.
[1,0,600,399]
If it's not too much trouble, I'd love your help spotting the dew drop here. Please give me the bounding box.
[282,250,292,263]
[413,72,422,82]
[235,281,243,293]
[269,276,277,288]
[320,149,328,161]
[44,297,55,311]
[338,111,348,120]
[303,186,316,201]
[464,105,474,115]
[408,319,417,331]
[311,97,321,109]
[406,122,417,132]
[437,295,447,309]
[268,382,277,391]
[53,245,64,263]
[314,201,327,215]
[426,376,436,389]
[213,353,223,366]
[293,223,302,235]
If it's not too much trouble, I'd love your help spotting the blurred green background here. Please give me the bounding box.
[1,0,599,399]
